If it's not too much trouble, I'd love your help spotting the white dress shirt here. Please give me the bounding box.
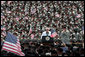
[41,31,51,39]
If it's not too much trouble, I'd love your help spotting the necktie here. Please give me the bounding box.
[46,32,49,36]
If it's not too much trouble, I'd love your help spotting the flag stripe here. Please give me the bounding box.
[2,45,24,56]
[2,46,19,53]
[3,43,22,53]
[4,41,17,47]
[3,44,18,50]
[2,47,20,55]
[52,32,57,36]
[17,43,21,47]
[2,48,24,56]
[50,30,57,37]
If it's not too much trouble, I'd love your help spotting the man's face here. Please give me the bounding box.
[46,29,49,32]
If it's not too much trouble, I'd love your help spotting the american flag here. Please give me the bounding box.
[7,1,12,4]
[29,24,32,34]
[1,1,5,4]
[16,17,19,21]
[50,29,57,38]
[30,34,34,39]
[1,27,6,31]
[31,8,36,14]
[76,14,81,18]
[2,32,25,56]
[6,11,12,13]
[1,32,6,36]
[55,14,60,17]
[43,7,48,11]
[24,17,28,20]
[1,16,5,19]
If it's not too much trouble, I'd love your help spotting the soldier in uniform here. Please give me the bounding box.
[60,28,70,45]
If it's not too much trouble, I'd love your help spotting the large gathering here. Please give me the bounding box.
[1,1,84,56]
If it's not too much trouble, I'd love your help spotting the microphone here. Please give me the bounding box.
[46,32,49,36]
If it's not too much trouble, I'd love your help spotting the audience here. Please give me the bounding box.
[1,1,84,56]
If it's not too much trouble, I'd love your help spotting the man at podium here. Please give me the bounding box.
[41,27,53,43]
[41,27,51,39]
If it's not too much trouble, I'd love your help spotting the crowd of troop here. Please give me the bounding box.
[1,1,84,56]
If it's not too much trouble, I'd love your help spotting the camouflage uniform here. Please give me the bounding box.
[60,30,70,44]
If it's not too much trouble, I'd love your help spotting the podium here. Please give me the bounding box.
[42,36,54,43]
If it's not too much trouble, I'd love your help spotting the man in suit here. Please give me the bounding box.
[41,27,51,39]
